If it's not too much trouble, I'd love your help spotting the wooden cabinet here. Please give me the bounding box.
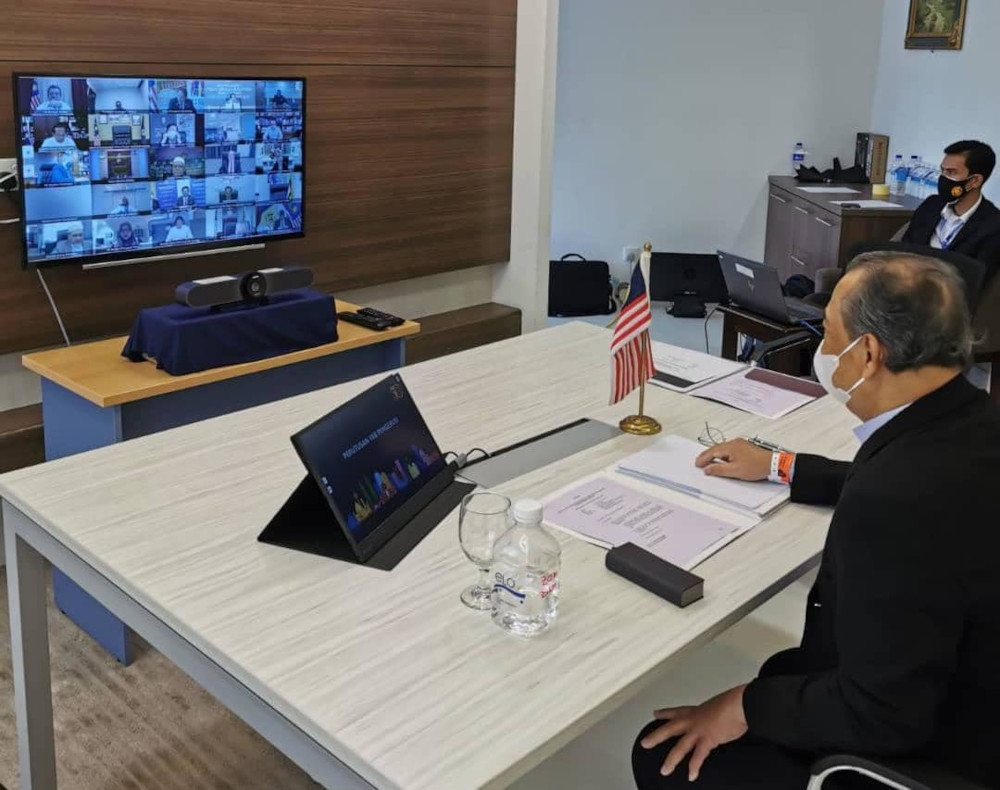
[764,190,793,281]
[789,201,840,277]
[763,176,922,281]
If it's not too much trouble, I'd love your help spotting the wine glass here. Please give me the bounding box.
[458,491,511,610]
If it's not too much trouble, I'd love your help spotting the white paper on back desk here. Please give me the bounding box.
[616,435,789,517]
[649,341,745,393]
[542,474,759,570]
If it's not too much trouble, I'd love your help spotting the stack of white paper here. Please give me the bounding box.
[615,435,789,518]
[829,199,906,209]
[689,368,821,420]
[543,474,758,570]
[796,187,860,194]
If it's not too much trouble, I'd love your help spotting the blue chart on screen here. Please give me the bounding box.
[13,74,305,267]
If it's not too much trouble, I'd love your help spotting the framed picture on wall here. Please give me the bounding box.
[905,0,967,50]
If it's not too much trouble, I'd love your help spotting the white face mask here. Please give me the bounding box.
[813,336,866,405]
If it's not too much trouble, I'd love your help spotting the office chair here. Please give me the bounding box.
[763,238,993,375]
[807,754,990,790]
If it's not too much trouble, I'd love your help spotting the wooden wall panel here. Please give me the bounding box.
[0,3,515,353]
[0,2,516,67]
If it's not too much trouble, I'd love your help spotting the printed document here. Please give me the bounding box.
[615,435,788,517]
[543,475,757,570]
[690,369,819,419]
[649,342,745,393]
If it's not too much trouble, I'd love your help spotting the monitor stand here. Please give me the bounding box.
[667,293,707,318]
[258,472,474,571]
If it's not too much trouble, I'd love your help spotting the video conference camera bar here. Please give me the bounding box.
[175,265,314,310]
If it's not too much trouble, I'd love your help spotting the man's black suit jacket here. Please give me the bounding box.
[742,376,1000,785]
[902,194,1000,281]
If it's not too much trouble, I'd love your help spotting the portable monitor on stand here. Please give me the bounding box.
[258,374,474,570]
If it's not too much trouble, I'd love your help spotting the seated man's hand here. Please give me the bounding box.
[640,685,749,781]
[695,439,773,481]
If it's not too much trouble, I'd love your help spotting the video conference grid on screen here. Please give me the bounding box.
[15,76,304,264]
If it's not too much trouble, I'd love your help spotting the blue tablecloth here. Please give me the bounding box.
[122,289,339,375]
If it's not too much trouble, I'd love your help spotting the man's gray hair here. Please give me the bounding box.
[841,251,974,372]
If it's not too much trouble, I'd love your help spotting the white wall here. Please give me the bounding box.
[550,0,885,279]
[493,0,560,332]
[871,0,999,202]
[0,352,41,411]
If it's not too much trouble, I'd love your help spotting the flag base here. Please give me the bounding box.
[619,414,662,435]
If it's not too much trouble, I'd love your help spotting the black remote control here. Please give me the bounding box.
[357,307,405,327]
[337,311,390,331]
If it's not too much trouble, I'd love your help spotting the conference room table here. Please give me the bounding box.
[1,322,858,789]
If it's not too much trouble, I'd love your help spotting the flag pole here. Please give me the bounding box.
[619,242,661,436]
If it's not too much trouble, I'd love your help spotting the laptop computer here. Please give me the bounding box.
[717,251,824,325]
[258,373,474,570]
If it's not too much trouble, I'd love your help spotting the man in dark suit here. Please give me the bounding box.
[176,185,195,208]
[633,251,1000,789]
[902,140,1000,281]
[167,87,196,112]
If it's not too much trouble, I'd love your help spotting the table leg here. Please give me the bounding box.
[4,505,58,790]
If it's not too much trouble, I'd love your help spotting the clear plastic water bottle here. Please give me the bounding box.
[906,156,922,197]
[923,166,940,200]
[490,499,561,637]
[791,142,807,174]
[890,154,907,196]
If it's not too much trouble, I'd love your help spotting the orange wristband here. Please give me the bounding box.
[776,451,795,484]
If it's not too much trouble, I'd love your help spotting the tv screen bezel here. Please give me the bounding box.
[12,72,307,270]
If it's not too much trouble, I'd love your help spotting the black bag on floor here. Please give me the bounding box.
[548,253,616,317]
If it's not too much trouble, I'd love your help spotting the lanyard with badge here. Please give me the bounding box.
[935,214,965,249]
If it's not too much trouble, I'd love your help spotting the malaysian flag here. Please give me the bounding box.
[148,80,159,112]
[610,252,655,405]
[29,80,41,113]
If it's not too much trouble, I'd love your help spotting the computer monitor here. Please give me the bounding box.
[13,74,305,268]
[648,252,729,303]
[290,374,450,563]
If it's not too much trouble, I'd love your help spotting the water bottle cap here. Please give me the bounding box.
[513,499,543,524]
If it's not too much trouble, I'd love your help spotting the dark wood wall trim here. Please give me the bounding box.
[405,302,521,365]
[0,3,515,354]
[1,2,516,68]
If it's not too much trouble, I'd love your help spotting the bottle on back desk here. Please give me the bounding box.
[791,142,808,174]
[490,499,561,637]
[890,154,908,196]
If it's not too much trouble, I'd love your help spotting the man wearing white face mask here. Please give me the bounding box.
[632,252,1000,789]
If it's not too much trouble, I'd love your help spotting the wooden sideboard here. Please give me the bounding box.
[764,176,924,280]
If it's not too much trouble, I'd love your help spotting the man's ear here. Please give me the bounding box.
[862,333,884,374]
[969,174,985,192]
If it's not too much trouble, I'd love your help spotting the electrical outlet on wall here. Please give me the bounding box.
[622,246,640,266]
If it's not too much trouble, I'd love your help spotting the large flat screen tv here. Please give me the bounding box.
[13,74,305,268]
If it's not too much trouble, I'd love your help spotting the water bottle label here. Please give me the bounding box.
[540,572,558,599]
[494,572,526,607]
